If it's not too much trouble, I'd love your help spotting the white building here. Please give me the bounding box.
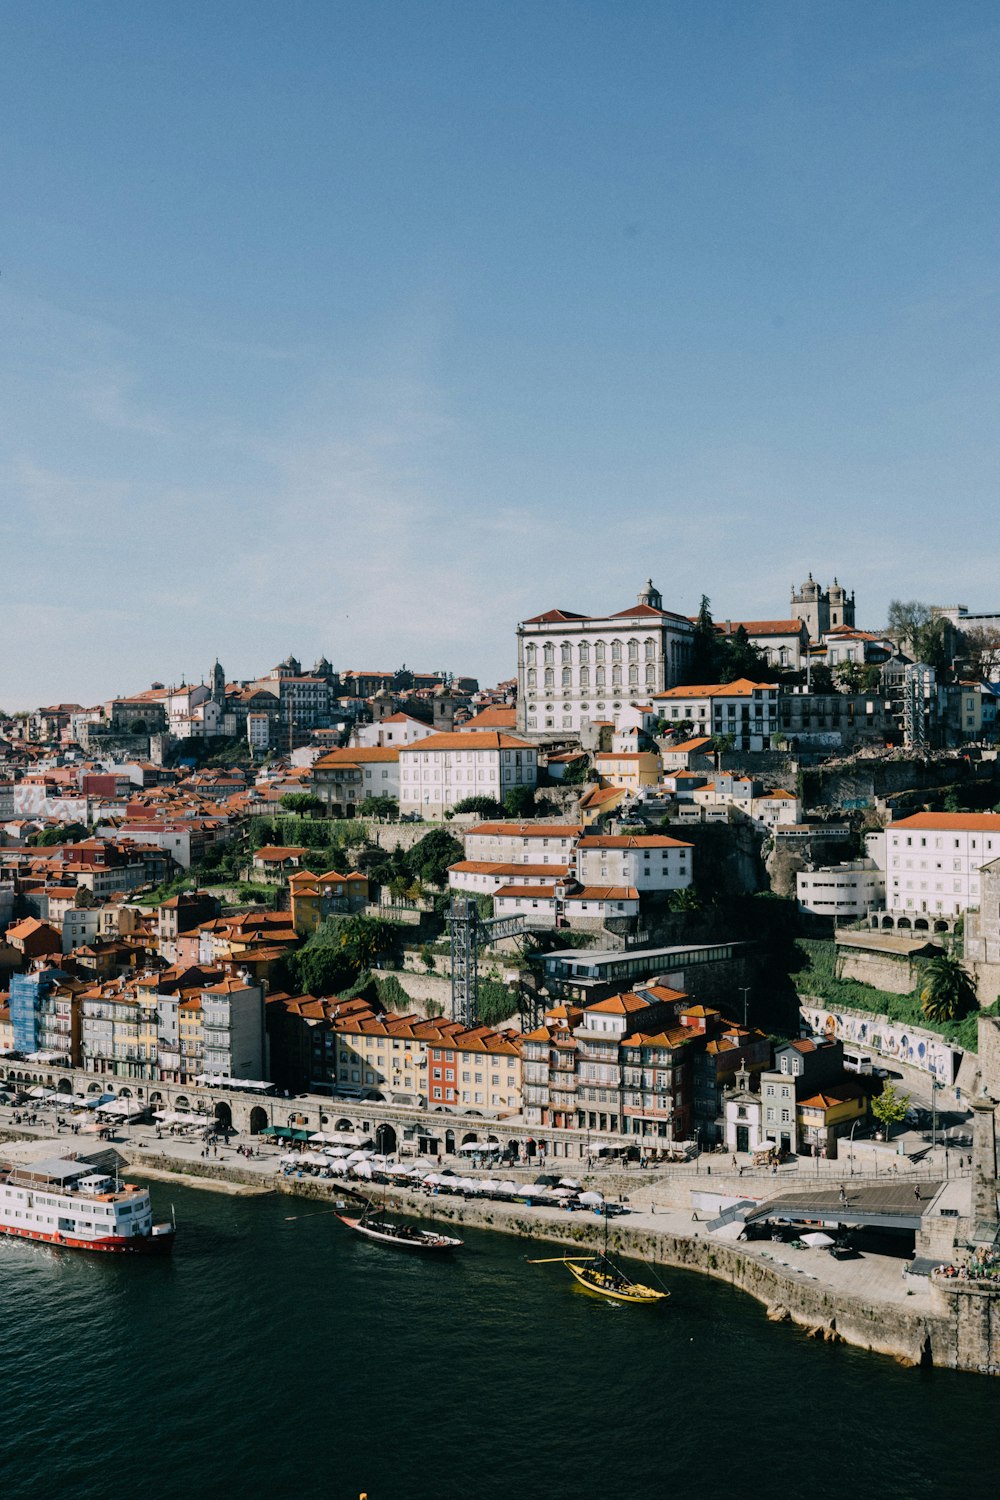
[796,860,886,919]
[516,580,695,734]
[885,812,1000,919]
[448,861,571,896]
[574,834,693,892]
[463,822,584,865]
[246,712,270,751]
[199,976,266,1080]
[718,619,809,672]
[398,733,537,818]
[653,679,780,752]
[494,881,640,927]
[313,746,401,809]
[353,713,438,748]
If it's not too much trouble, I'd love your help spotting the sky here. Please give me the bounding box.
[3,1,1000,708]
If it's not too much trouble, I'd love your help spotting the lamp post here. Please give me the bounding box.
[848,1119,859,1177]
[739,987,750,1028]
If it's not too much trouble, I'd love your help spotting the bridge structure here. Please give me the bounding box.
[0,1056,621,1163]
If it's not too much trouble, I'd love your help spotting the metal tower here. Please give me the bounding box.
[448,896,527,1028]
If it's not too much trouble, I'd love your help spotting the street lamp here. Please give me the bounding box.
[739,987,750,1028]
[848,1119,859,1177]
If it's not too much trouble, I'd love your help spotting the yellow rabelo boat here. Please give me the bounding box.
[529,1241,668,1304]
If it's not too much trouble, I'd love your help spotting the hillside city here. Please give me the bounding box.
[4,575,1000,1147]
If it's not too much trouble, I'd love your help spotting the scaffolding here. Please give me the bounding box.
[447,896,527,1029]
[903,662,935,750]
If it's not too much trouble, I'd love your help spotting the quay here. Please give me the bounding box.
[3,1093,999,1379]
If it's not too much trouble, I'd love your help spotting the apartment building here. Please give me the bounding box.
[885,812,1000,919]
[398,732,537,818]
[653,679,780,752]
[574,834,693,892]
[313,746,401,814]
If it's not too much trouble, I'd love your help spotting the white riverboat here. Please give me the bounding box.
[0,1155,175,1255]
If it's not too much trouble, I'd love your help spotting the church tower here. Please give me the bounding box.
[211,660,226,707]
[637,578,663,611]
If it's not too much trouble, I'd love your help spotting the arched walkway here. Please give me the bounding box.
[175,1095,190,1109]
[214,1101,233,1132]
[57,1079,72,1094]
[249,1105,268,1136]
[375,1123,397,1155]
[335,1118,355,1132]
[445,1129,456,1154]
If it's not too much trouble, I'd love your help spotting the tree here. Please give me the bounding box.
[717,625,771,684]
[30,822,88,846]
[503,786,536,818]
[560,755,591,785]
[886,600,953,677]
[960,625,1000,679]
[452,795,504,817]
[280,793,325,815]
[835,662,882,695]
[918,954,978,1023]
[406,828,464,889]
[689,594,719,683]
[808,664,835,695]
[358,795,399,822]
[870,1082,911,1141]
[476,978,520,1027]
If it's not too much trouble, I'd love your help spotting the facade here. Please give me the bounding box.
[288,870,369,935]
[718,618,809,672]
[463,822,583,866]
[312,746,401,814]
[593,751,661,791]
[797,860,886,919]
[493,881,640,929]
[653,679,780,752]
[574,834,693,893]
[778,689,889,750]
[516,581,695,734]
[398,732,537,818]
[885,812,1000,919]
[353,713,437,748]
[200,977,267,1080]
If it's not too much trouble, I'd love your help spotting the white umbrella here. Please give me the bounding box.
[389,1162,416,1176]
[351,1161,374,1179]
[323,1146,351,1158]
[496,1180,518,1195]
[558,1177,581,1190]
[579,1190,605,1206]
[551,1186,575,1198]
[345,1150,371,1163]
[518,1184,546,1197]
[325,1159,348,1175]
[479,1179,502,1192]
[422,1172,442,1185]
[801,1232,836,1249]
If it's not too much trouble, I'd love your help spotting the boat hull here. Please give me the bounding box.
[0,1223,176,1255]
[565,1260,667,1304]
[336,1215,462,1251]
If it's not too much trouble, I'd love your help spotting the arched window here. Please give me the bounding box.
[596,666,605,688]
[645,663,655,685]
[544,668,554,689]
[628,638,639,661]
[612,665,622,687]
[611,640,622,662]
[628,664,639,685]
[525,643,536,663]
[578,641,589,664]
[543,643,554,664]
[561,667,571,688]
[644,638,655,660]
[579,667,590,689]
[561,642,572,664]
[527,668,536,688]
[595,641,605,662]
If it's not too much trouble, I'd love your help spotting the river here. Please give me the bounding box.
[1,1182,998,1500]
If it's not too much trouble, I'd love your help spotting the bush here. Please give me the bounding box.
[453,796,504,817]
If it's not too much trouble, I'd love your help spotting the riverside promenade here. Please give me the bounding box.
[4,1102,999,1376]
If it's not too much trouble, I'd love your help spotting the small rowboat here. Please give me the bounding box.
[336,1214,463,1252]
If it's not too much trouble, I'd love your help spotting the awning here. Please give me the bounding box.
[259,1125,311,1141]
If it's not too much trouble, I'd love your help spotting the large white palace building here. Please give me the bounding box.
[516,581,695,734]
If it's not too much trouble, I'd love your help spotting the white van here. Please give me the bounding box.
[843,1050,873,1075]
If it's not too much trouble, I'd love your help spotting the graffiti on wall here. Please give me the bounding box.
[801,1002,961,1085]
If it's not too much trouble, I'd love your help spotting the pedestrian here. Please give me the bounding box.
[913,1186,921,1202]
[650,1202,656,1216]
[731,1155,737,1171]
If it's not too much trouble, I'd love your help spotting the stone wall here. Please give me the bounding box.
[835,944,919,995]
[979,1016,1000,1100]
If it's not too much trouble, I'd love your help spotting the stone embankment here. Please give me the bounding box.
[115,1146,1000,1377]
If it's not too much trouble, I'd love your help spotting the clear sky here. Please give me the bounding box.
[3,1,999,708]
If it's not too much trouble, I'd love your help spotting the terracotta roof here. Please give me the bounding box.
[721,619,805,636]
[522,609,590,624]
[314,746,401,767]
[399,731,533,752]
[890,813,1000,832]
[578,834,692,849]
[463,707,517,729]
[654,677,778,700]
[467,822,583,837]
[585,991,657,1015]
[449,861,571,877]
[665,737,713,752]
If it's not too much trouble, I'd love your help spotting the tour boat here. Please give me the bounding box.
[336,1211,463,1252]
[0,1154,176,1254]
[528,1217,668,1303]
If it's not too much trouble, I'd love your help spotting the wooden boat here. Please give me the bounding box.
[528,1216,668,1304]
[336,1213,463,1252]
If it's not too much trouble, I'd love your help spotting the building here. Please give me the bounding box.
[288,870,369,934]
[593,751,661,792]
[718,618,810,672]
[778,688,889,751]
[516,580,695,734]
[884,812,1000,922]
[797,1084,868,1158]
[312,746,401,815]
[200,976,267,1080]
[398,732,537,818]
[653,679,780,752]
[493,879,640,929]
[8,967,79,1061]
[463,822,583,865]
[790,574,855,642]
[573,834,693,893]
[797,860,886,920]
[353,713,437,748]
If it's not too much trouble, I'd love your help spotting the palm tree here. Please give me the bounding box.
[918,954,977,1023]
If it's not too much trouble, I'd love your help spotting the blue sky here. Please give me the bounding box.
[3,1,999,707]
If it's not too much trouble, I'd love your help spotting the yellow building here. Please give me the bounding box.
[288,870,370,936]
[593,751,661,792]
[578,783,628,827]
[797,1084,868,1158]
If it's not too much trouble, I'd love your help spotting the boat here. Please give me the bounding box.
[0,1154,176,1255]
[336,1210,462,1252]
[528,1216,668,1304]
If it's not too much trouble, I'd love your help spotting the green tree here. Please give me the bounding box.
[406,828,464,888]
[870,1082,911,1141]
[808,664,835,695]
[30,822,89,846]
[358,795,399,821]
[689,594,719,682]
[503,785,536,818]
[476,978,520,1027]
[717,625,771,684]
[918,954,978,1023]
[560,755,591,785]
[280,793,325,815]
[452,795,504,817]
